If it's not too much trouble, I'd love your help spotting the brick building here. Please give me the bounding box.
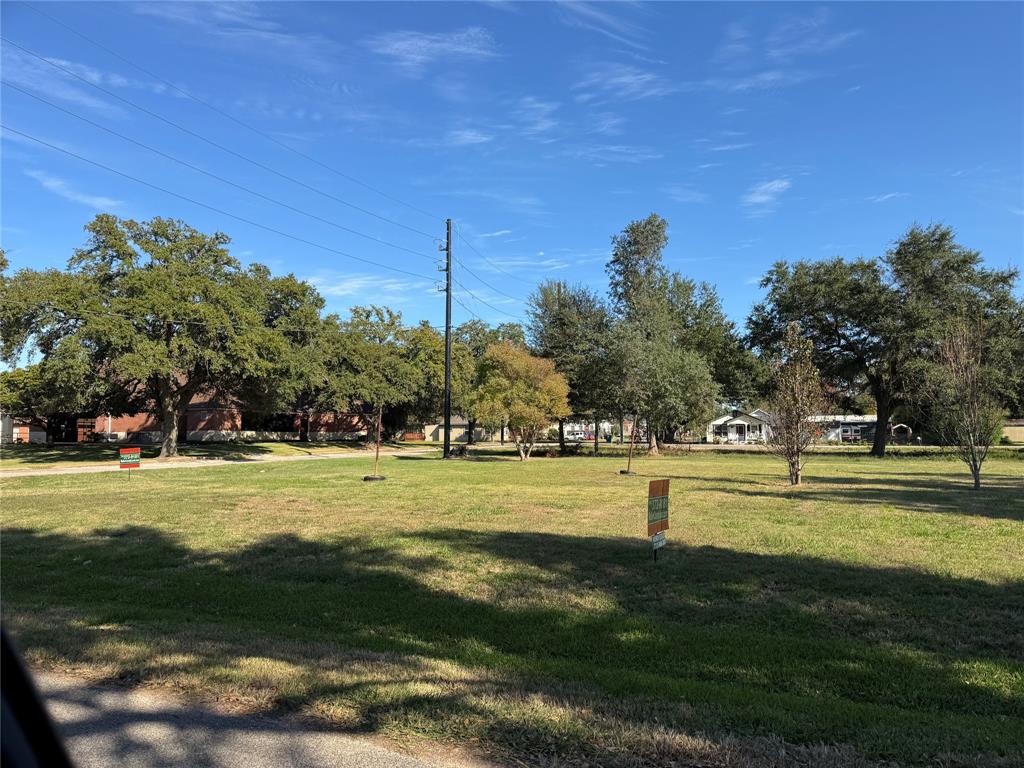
[3,396,367,444]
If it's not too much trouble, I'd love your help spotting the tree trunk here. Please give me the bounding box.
[647,417,659,456]
[467,418,477,445]
[593,417,599,456]
[373,407,382,476]
[558,419,565,452]
[972,465,981,490]
[619,415,624,444]
[790,458,802,485]
[299,411,310,442]
[500,424,505,445]
[870,387,891,457]
[159,399,179,458]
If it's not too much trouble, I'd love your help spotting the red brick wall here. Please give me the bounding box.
[310,412,365,433]
[106,413,158,432]
[188,408,241,431]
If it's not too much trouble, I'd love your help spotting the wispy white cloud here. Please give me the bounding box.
[479,229,513,238]
[25,170,121,209]
[713,22,754,71]
[703,10,859,95]
[444,129,494,146]
[2,128,77,155]
[866,192,908,203]
[555,1,648,49]
[701,69,813,93]
[709,142,754,152]
[1,48,123,114]
[574,62,676,104]
[364,27,497,76]
[766,10,861,61]
[555,143,662,165]
[589,112,625,136]
[307,273,430,298]
[663,184,708,204]
[514,96,560,139]
[449,188,547,217]
[742,178,791,214]
[478,255,571,273]
[134,2,340,73]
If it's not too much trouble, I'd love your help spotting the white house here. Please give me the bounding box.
[706,411,888,444]
[706,409,772,444]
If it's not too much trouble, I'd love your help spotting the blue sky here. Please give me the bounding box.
[2,1,1022,329]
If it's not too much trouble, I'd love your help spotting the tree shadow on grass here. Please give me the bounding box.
[633,468,1024,521]
[0,442,278,467]
[4,525,1023,766]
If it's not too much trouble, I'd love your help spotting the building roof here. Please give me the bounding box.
[709,409,769,426]
[808,414,879,423]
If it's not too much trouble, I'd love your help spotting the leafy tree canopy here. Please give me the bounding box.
[0,215,324,456]
[748,223,1019,455]
[470,342,570,460]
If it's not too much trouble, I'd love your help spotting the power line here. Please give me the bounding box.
[455,254,527,305]
[454,223,537,287]
[24,1,444,225]
[452,276,521,320]
[1,36,439,241]
[451,294,484,323]
[1,125,435,282]
[3,81,435,262]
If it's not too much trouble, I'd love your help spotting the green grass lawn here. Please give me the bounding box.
[3,450,1022,766]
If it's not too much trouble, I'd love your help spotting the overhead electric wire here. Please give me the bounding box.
[3,81,433,261]
[452,276,521,320]
[1,36,440,241]
[454,255,526,306]
[451,294,484,323]
[1,125,435,282]
[24,2,443,225]
[454,223,537,287]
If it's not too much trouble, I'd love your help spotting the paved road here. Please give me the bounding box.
[38,673,467,768]
[0,448,436,478]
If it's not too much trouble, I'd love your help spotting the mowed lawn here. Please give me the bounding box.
[2,450,1022,766]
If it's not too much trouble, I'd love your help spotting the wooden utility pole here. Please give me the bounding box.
[443,218,453,459]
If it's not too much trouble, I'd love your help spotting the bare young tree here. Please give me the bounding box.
[925,317,1004,490]
[765,323,827,485]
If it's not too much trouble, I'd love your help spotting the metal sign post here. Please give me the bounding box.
[119,446,140,479]
[647,479,669,560]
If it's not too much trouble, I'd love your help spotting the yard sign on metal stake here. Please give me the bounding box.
[119,446,140,479]
[647,479,669,560]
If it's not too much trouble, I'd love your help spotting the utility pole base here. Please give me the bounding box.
[619,470,637,475]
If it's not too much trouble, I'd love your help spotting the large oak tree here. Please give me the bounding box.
[748,224,1018,456]
[1,215,323,457]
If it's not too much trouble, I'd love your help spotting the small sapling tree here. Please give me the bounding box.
[765,323,827,485]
